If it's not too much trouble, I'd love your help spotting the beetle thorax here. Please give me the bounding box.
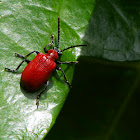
[45,50,59,61]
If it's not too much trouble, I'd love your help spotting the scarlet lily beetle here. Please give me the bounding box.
[5,18,87,108]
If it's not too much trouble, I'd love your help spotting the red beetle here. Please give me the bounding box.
[5,18,86,108]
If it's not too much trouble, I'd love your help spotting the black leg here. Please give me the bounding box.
[5,59,30,72]
[24,51,39,58]
[44,34,54,53]
[15,53,30,63]
[36,81,49,109]
[55,60,78,64]
[15,51,39,59]
[5,51,39,72]
[15,53,25,59]
[56,66,72,88]
[15,51,39,58]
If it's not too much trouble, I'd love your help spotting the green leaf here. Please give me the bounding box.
[82,0,140,61]
[0,0,93,139]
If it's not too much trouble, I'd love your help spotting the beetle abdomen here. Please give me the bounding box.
[20,53,56,92]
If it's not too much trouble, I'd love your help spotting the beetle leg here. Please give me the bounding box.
[44,34,54,53]
[15,51,39,62]
[36,81,49,109]
[5,50,37,72]
[15,51,39,58]
[56,66,72,88]
[5,59,30,72]
[15,53,25,59]
[55,60,79,64]
[15,53,30,63]
[24,51,39,58]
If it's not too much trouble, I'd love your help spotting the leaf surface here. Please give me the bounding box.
[0,0,92,139]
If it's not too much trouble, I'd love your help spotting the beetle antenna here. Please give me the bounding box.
[57,17,60,48]
[61,45,87,52]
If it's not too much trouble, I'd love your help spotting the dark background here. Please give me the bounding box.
[45,56,138,140]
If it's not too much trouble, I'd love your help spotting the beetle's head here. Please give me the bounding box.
[53,47,62,56]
